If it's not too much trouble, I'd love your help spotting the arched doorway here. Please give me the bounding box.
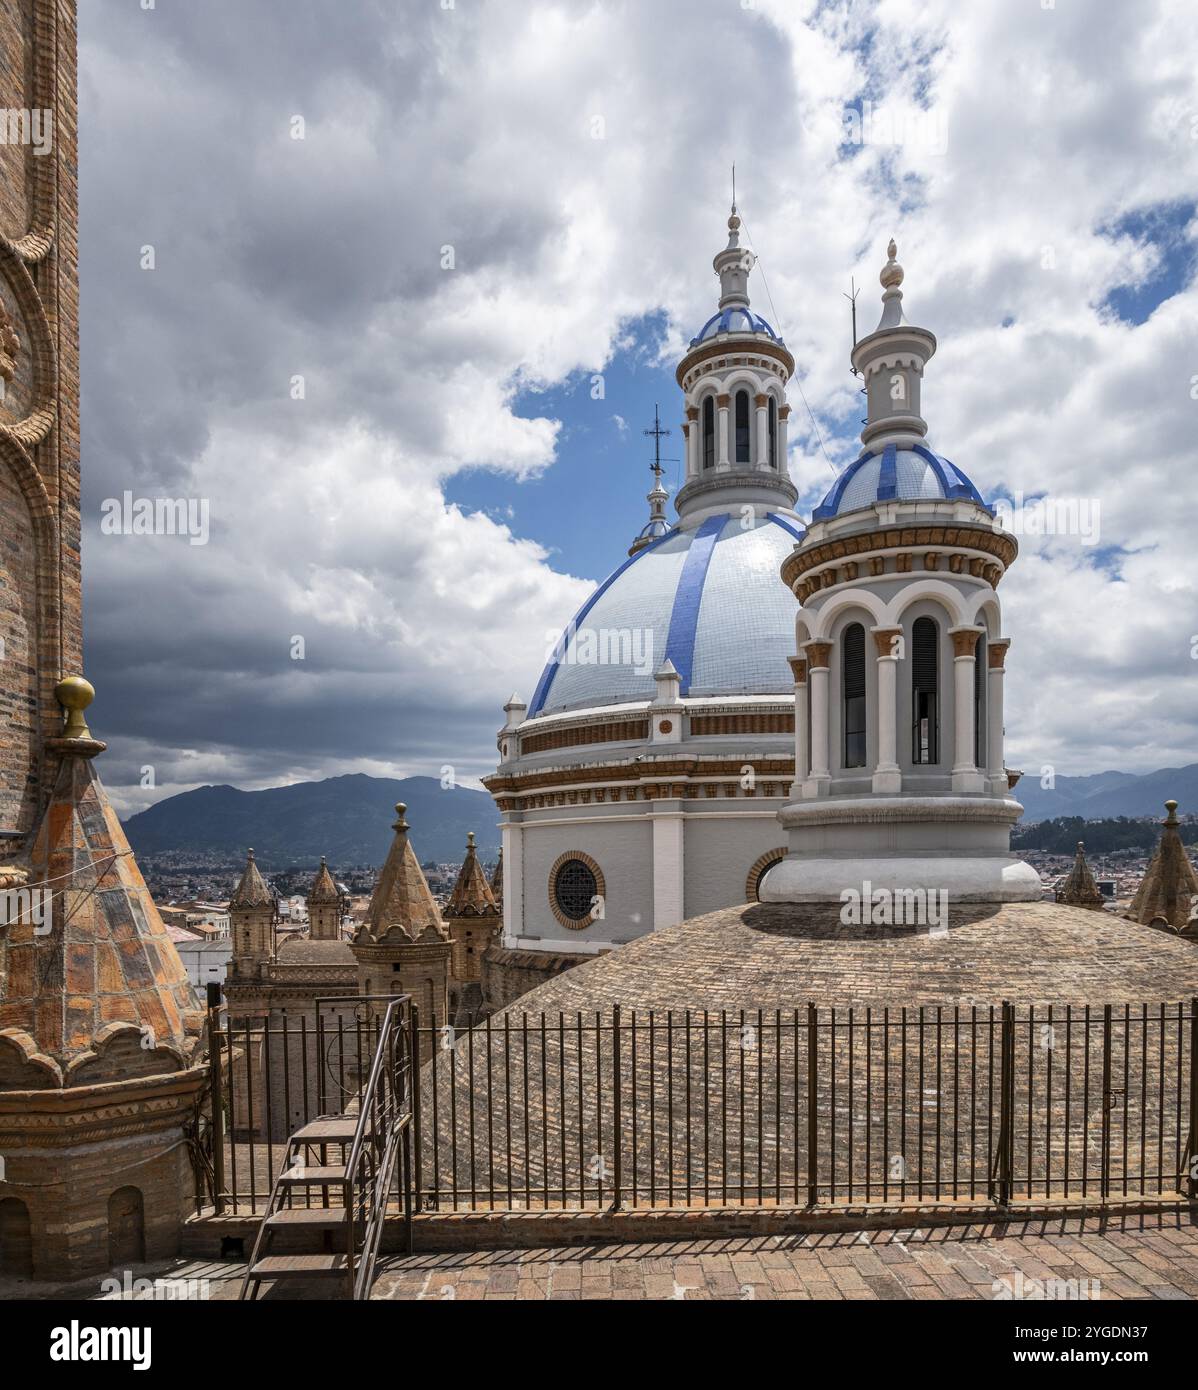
[107,1187,145,1268]
[0,1197,32,1278]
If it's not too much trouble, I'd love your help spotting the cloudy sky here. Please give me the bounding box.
[77,0,1198,816]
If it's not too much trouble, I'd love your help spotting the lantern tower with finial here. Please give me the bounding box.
[764,240,1039,905]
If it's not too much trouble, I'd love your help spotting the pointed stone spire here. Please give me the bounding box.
[230,847,274,909]
[308,855,338,904]
[1056,840,1105,912]
[490,848,504,908]
[351,805,450,1035]
[446,833,500,919]
[444,833,501,986]
[307,855,341,941]
[851,237,937,451]
[361,803,445,942]
[1127,801,1198,934]
[229,847,276,967]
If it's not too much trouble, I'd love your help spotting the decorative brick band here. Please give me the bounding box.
[520,718,650,756]
[690,712,794,736]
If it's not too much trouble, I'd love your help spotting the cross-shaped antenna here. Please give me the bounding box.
[843,277,862,378]
[731,162,736,212]
[643,404,678,483]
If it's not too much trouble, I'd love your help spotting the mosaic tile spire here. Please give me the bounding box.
[0,679,204,1088]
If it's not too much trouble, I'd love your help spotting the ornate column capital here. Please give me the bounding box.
[871,626,903,659]
[948,624,985,658]
[787,655,808,685]
[686,405,699,420]
[988,638,1011,670]
[716,393,731,408]
[804,640,832,670]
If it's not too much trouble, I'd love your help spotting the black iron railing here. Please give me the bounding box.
[196,997,1198,1217]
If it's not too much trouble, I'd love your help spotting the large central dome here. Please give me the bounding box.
[530,512,803,716]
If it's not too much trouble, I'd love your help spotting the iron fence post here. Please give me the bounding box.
[409,1002,422,1214]
[807,1002,818,1207]
[991,1000,1014,1206]
[611,1005,623,1211]
[1100,1004,1113,1200]
[1188,998,1198,1201]
[205,983,225,1215]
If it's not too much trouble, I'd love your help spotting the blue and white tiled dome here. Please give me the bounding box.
[812,442,988,521]
[529,513,804,717]
[690,307,782,346]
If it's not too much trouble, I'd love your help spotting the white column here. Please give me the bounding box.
[501,817,523,947]
[777,404,790,471]
[987,639,1009,795]
[755,393,769,470]
[949,626,985,794]
[804,642,831,796]
[871,626,902,794]
[685,408,699,478]
[788,657,809,798]
[716,393,730,470]
[651,802,685,930]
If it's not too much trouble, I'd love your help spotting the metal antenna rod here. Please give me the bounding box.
[844,277,861,377]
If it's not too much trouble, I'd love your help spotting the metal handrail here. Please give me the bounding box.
[342,996,412,1299]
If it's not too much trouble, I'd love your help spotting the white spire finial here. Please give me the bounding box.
[875,237,906,330]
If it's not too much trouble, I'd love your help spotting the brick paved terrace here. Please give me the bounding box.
[4,1210,1196,1302]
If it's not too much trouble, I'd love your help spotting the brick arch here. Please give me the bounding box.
[0,235,58,448]
[548,850,606,930]
[746,847,787,904]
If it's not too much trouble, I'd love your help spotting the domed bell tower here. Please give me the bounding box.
[672,205,799,528]
[763,242,1039,905]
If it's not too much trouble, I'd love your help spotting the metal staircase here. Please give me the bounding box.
[240,995,415,1300]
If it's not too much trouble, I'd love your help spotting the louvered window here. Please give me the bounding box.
[843,623,867,768]
[768,396,778,468]
[702,396,715,469]
[911,616,939,764]
[975,633,986,768]
[735,389,751,463]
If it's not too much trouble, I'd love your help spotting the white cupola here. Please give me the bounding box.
[673,204,800,528]
[762,240,1040,907]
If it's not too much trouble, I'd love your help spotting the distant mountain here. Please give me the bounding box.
[1014,763,1198,822]
[122,774,498,867]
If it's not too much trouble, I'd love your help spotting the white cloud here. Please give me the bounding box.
[78,0,1198,807]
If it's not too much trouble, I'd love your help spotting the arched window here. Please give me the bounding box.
[768,396,778,468]
[843,623,867,768]
[911,616,939,764]
[734,389,751,463]
[975,633,986,768]
[702,396,715,470]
